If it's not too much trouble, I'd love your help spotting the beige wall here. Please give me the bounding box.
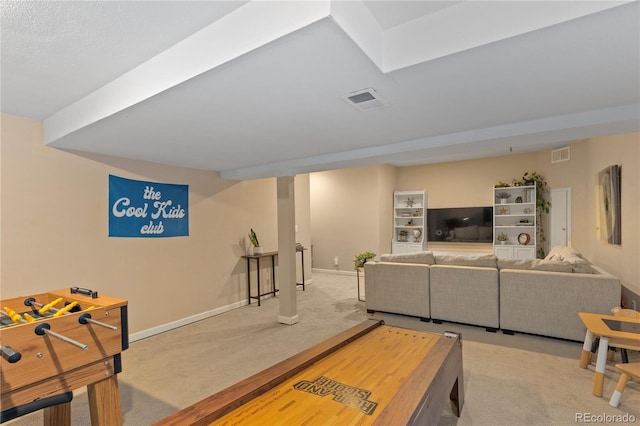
[310,165,396,270]
[569,134,639,297]
[294,173,312,282]
[310,133,639,298]
[0,114,311,335]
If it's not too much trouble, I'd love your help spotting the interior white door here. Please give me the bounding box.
[550,188,571,248]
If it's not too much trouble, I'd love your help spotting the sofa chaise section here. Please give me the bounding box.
[364,261,430,320]
[500,267,621,341]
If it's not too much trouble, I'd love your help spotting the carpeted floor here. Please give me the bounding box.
[6,271,639,425]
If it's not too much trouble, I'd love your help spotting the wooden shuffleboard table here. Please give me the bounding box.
[155,319,463,426]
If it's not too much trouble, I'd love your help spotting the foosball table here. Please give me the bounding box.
[0,288,128,425]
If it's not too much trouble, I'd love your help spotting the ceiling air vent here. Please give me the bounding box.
[341,88,389,112]
[551,147,570,163]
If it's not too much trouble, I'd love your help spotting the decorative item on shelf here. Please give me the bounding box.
[518,232,531,245]
[248,228,262,255]
[413,210,421,217]
[495,181,511,188]
[405,219,414,226]
[354,251,376,269]
[398,229,409,242]
[523,207,533,214]
[515,196,523,203]
[412,229,422,242]
[512,171,551,258]
[405,197,415,207]
[498,206,510,215]
[496,192,511,204]
[497,233,509,245]
[400,212,411,217]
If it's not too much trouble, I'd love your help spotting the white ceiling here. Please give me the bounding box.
[2,1,638,180]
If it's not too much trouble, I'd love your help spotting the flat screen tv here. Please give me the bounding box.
[427,207,493,243]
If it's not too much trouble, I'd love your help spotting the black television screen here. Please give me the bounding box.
[427,207,493,243]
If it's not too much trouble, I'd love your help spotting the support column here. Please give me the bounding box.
[277,176,298,325]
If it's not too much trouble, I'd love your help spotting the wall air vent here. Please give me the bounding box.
[551,147,570,163]
[341,88,389,112]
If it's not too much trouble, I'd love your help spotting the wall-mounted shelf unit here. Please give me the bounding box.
[392,190,426,254]
[493,185,536,260]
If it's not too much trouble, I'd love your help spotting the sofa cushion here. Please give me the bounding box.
[434,254,498,268]
[532,260,573,273]
[379,251,435,265]
[497,259,532,270]
[545,245,582,261]
[497,259,573,273]
[544,245,594,274]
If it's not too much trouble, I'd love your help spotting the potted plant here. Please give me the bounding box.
[398,229,409,242]
[248,228,262,255]
[497,233,509,245]
[496,192,511,204]
[354,251,376,270]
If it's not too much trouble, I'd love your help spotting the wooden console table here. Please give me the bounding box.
[296,245,306,291]
[242,251,278,306]
[242,246,307,306]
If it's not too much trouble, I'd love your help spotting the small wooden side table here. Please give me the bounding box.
[578,312,640,397]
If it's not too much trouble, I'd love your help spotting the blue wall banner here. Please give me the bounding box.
[109,175,189,238]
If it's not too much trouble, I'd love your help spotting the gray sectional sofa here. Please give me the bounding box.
[364,246,622,341]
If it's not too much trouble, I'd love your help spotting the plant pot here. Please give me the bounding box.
[500,241,506,245]
[250,246,263,255]
[500,199,507,204]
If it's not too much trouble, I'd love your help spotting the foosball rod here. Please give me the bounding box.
[34,323,88,350]
[24,298,118,331]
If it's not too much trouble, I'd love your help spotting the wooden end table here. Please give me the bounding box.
[578,312,640,397]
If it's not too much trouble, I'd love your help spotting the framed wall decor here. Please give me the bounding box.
[595,165,621,245]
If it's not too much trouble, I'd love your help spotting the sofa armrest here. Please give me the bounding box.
[364,262,430,319]
[500,269,621,341]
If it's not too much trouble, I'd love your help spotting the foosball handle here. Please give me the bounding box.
[70,287,99,299]
[0,345,21,363]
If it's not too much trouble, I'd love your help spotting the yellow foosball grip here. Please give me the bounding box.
[23,313,36,323]
[4,307,23,324]
[38,297,63,315]
[53,301,78,317]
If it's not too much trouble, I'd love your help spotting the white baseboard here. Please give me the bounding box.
[129,299,246,343]
[313,268,357,276]
[129,279,315,342]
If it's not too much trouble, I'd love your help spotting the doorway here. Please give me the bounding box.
[550,188,571,249]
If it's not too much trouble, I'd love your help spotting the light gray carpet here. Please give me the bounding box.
[6,272,639,425]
